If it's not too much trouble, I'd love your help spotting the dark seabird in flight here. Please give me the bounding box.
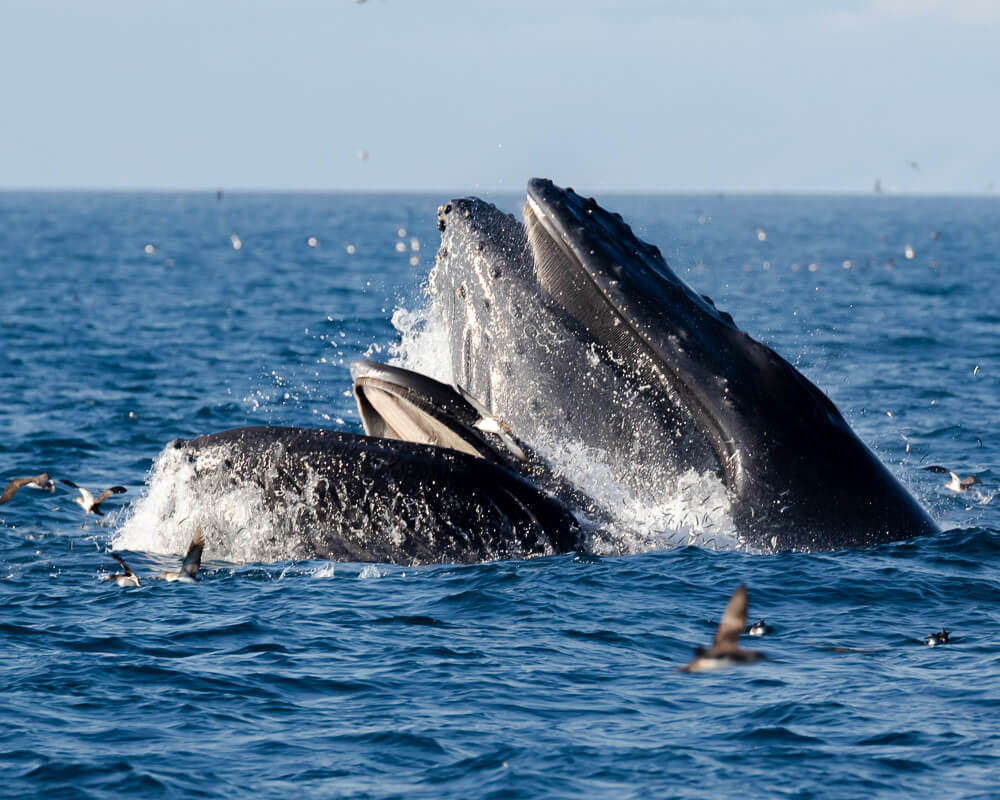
[1,474,55,504]
[921,466,981,492]
[160,528,205,583]
[60,479,127,515]
[679,585,766,673]
[103,553,141,588]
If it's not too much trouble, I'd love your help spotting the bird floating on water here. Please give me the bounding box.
[1,474,55,504]
[746,619,773,637]
[160,528,205,583]
[60,479,127,515]
[925,629,949,647]
[679,585,766,673]
[103,553,141,587]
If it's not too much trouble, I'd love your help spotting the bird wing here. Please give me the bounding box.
[920,465,950,474]
[60,478,81,488]
[93,486,127,506]
[1,477,31,504]
[111,553,134,576]
[709,585,749,656]
[181,527,205,578]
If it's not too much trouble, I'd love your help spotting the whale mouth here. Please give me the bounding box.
[350,359,529,468]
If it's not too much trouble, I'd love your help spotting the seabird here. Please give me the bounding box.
[160,528,204,583]
[102,553,141,588]
[925,629,949,647]
[60,479,127,515]
[1,473,55,504]
[679,585,766,673]
[747,619,773,637]
[921,466,981,492]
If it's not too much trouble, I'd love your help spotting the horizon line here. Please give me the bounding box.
[0,185,996,199]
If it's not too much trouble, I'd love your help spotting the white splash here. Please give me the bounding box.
[387,295,739,555]
[310,563,337,579]
[358,564,389,579]
[388,300,452,384]
[113,446,290,563]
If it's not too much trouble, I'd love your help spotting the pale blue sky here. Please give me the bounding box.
[1,0,996,193]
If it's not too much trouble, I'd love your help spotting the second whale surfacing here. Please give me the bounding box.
[159,426,581,565]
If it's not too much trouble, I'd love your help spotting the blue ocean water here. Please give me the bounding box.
[2,190,999,798]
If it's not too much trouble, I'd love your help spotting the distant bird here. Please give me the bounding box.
[679,585,766,673]
[874,178,883,194]
[59,479,127,515]
[160,528,205,583]
[747,619,773,637]
[925,629,949,647]
[921,466,981,492]
[905,160,921,172]
[1,473,55,504]
[102,553,141,588]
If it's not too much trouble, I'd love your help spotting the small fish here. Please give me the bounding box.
[102,553,141,588]
[925,629,949,647]
[679,585,766,673]
[1,473,55,504]
[60,479,127,515]
[746,619,773,637]
[160,528,204,583]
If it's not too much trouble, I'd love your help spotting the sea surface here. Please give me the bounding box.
[1,190,998,799]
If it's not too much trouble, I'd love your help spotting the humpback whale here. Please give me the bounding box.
[164,426,581,565]
[425,180,939,551]
[134,177,938,564]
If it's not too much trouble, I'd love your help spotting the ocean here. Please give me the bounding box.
[1,189,998,798]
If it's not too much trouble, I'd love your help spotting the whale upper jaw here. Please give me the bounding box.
[524,178,744,488]
[520,178,939,550]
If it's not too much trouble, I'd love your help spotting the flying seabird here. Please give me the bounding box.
[679,585,766,673]
[1,474,55,504]
[160,528,204,583]
[102,553,141,588]
[921,466,981,492]
[59,479,127,515]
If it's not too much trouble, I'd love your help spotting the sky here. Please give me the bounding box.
[0,0,997,193]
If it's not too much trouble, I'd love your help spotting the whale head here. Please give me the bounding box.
[522,178,939,549]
